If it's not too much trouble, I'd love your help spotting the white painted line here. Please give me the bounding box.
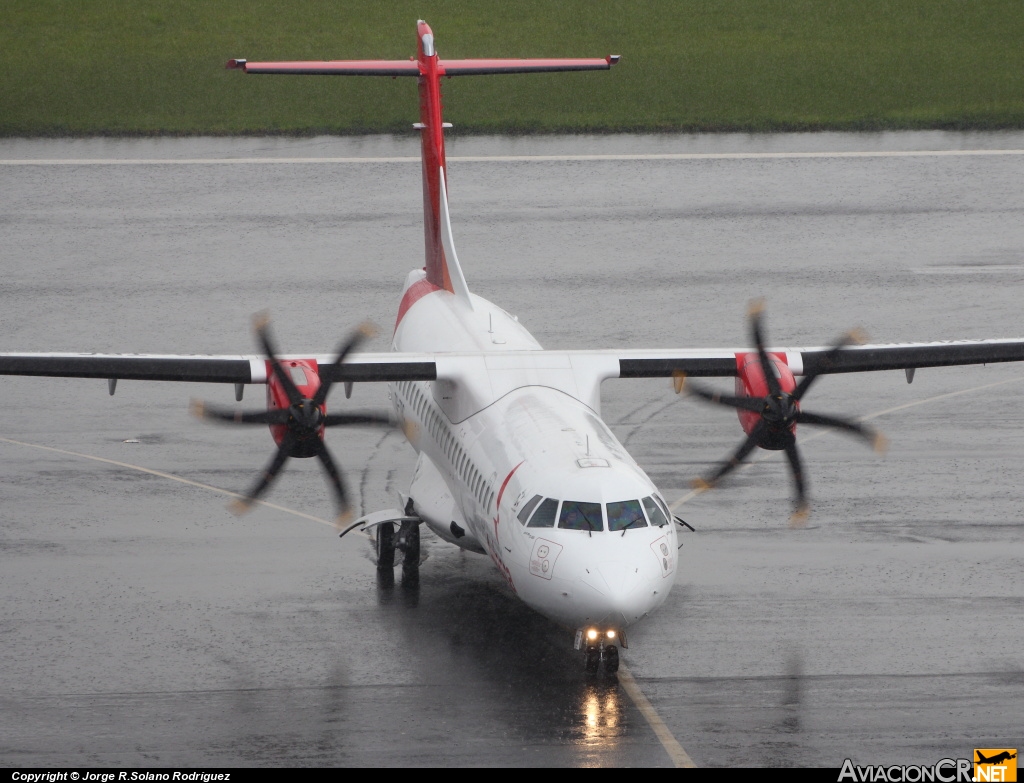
[0,435,358,532]
[856,374,1024,423]
[618,662,697,767]
[2,149,1024,165]
[0,157,422,165]
[669,374,1024,513]
[912,265,1023,275]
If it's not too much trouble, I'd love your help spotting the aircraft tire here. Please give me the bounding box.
[400,521,420,568]
[584,646,601,674]
[376,522,395,569]
[604,645,619,674]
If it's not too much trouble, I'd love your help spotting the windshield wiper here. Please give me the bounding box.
[621,517,644,536]
[580,510,596,537]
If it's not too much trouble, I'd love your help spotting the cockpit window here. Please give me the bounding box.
[607,499,647,531]
[558,500,604,532]
[642,496,669,527]
[288,366,307,386]
[526,498,558,528]
[517,494,543,525]
[655,495,673,524]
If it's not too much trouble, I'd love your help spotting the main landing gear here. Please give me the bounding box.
[576,627,622,675]
[375,508,421,589]
[377,520,420,568]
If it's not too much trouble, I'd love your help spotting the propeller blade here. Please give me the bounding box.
[781,432,810,524]
[795,410,887,452]
[229,432,294,514]
[682,379,766,413]
[791,328,867,402]
[190,399,290,425]
[311,322,377,407]
[322,412,394,427]
[312,438,352,525]
[748,299,782,399]
[692,422,764,492]
[253,312,303,407]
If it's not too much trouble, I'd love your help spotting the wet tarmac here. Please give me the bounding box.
[1,132,1023,767]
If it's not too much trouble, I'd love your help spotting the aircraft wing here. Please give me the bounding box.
[609,338,1024,378]
[2,338,1024,386]
[0,353,436,384]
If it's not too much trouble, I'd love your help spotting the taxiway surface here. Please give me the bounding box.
[1,132,1023,767]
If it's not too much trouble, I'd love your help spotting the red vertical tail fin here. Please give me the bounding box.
[415,21,455,296]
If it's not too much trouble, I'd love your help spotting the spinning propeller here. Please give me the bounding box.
[676,300,886,524]
[191,313,396,524]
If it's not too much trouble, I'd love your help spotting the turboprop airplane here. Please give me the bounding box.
[4,21,1024,673]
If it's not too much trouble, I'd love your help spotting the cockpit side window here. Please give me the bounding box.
[607,499,647,531]
[654,495,673,524]
[642,495,669,527]
[558,500,604,532]
[288,366,307,386]
[527,498,558,528]
[517,494,543,525]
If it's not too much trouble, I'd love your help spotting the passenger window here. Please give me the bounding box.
[527,498,558,528]
[642,496,669,527]
[559,500,604,532]
[517,494,543,525]
[607,499,647,531]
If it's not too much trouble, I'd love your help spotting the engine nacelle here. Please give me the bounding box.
[734,351,798,449]
[266,357,325,456]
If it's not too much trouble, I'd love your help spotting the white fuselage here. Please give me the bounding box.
[390,270,677,631]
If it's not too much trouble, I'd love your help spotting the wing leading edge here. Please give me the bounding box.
[2,338,1024,386]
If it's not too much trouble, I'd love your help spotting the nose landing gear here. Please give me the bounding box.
[583,642,619,674]
[576,627,623,675]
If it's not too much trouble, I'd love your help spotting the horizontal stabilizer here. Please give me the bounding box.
[440,57,619,75]
[228,59,420,75]
[227,57,618,77]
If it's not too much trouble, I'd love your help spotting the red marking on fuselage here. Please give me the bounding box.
[394,277,441,333]
[495,461,525,512]
[490,461,525,578]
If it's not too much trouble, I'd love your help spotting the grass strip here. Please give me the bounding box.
[2,0,1023,135]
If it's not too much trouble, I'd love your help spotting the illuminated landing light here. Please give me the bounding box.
[606,630,616,640]
[587,628,599,641]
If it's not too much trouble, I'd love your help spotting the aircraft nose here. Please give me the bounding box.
[576,558,665,627]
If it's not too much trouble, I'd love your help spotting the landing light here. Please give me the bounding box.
[586,628,599,641]
[606,630,616,640]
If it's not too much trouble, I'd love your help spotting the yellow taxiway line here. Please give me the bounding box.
[618,663,698,767]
